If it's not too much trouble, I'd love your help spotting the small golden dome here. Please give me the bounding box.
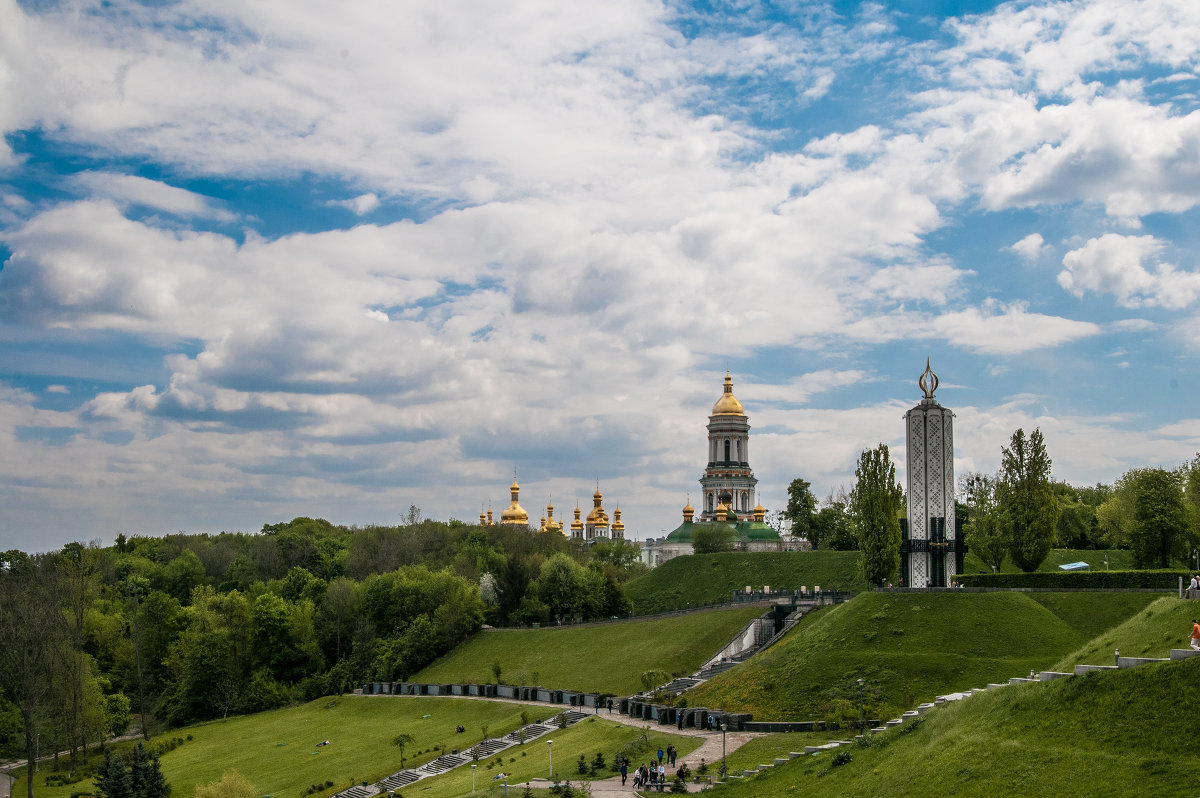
[715,501,729,522]
[711,372,746,416]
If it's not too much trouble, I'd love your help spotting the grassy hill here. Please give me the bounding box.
[413,605,764,693]
[11,697,700,798]
[684,591,1158,721]
[1052,595,1200,669]
[626,549,1143,615]
[625,551,867,614]
[707,656,1200,797]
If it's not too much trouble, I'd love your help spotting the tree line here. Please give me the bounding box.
[0,515,646,784]
[781,428,1200,584]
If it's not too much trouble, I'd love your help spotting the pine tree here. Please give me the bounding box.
[96,748,133,798]
[131,743,171,798]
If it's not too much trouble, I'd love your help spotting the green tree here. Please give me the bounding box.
[1130,468,1190,568]
[849,444,904,585]
[962,473,1007,572]
[535,554,587,622]
[784,478,819,543]
[813,494,856,551]
[692,525,736,554]
[129,741,171,798]
[996,428,1059,572]
[96,747,133,798]
[391,733,415,768]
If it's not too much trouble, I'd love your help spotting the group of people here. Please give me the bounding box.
[623,744,684,788]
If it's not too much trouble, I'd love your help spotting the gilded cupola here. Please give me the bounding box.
[711,372,746,416]
[499,479,529,526]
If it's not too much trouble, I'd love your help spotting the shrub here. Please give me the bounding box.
[831,750,852,768]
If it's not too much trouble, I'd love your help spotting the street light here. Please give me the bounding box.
[471,764,476,793]
[547,740,553,779]
[720,724,727,781]
[857,678,866,732]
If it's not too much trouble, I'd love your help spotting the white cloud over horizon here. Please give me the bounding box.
[2,0,1200,551]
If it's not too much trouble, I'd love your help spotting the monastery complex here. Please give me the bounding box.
[472,361,962,584]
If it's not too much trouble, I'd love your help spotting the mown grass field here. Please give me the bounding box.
[705,656,1200,797]
[684,591,1158,722]
[413,605,764,693]
[10,698,701,798]
[12,697,555,798]
[624,551,867,614]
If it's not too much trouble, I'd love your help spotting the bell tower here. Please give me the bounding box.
[699,372,757,521]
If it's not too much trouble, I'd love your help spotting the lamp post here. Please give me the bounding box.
[547,740,553,779]
[471,764,476,793]
[857,678,866,732]
[720,724,727,781]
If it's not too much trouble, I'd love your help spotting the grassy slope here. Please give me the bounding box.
[707,656,1200,798]
[625,551,867,614]
[11,699,701,798]
[414,606,763,694]
[1052,596,1200,668]
[685,592,1155,722]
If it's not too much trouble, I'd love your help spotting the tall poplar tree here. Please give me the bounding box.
[962,473,1007,572]
[996,428,1059,572]
[849,444,904,585]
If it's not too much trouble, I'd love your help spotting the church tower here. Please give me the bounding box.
[902,359,963,587]
[699,372,758,522]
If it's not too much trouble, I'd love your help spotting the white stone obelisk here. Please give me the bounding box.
[903,359,957,588]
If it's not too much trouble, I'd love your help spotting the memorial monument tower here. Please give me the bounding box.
[901,359,964,587]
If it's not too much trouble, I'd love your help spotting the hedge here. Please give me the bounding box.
[954,570,1190,590]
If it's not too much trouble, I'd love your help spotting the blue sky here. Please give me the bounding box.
[3,0,1200,553]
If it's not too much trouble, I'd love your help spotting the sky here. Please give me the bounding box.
[3,0,1200,553]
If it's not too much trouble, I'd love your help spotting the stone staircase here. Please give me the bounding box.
[332,711,589,798]
[714,647,1200,785]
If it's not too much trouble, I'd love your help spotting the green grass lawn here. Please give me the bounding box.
[1052,596,1200,669]
[413,606,764,694]
[10,699,703,798]
[11,697,556,798]
[685,591,1156,722]
[703,656,1200,797]
[625,551,867,614]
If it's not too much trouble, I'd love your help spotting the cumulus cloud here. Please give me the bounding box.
[1059,233,1200,308]
[1009,233,1051,261]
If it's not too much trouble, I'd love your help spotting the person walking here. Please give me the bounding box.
[657,746,664,765]
[619,757,628,786]
[1191,618,1200,651]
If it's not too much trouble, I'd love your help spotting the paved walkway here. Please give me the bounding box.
[366,693,762,796]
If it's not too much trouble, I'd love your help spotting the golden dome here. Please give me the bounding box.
[612,507,624,533]
[715,501,729,522]
[711,372,746,416]
[499,479,529,525]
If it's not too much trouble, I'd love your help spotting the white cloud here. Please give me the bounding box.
[1059,233,1200,308]
[1009,232,1050,261]
[330,193,381,215]
[71,173,237,221]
